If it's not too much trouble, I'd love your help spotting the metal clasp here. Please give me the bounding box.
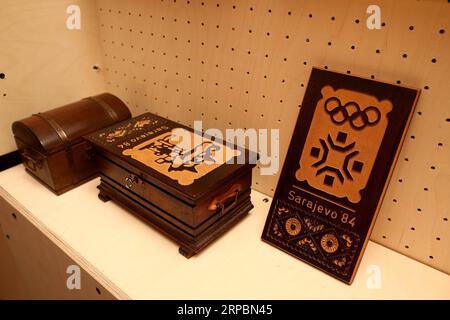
[125,174,139,189]
[22,151,43,172]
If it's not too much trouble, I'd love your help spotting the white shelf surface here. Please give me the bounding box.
[0,165,449,299]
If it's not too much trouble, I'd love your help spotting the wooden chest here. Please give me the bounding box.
[11,93,132,195]
[84,113,256,258]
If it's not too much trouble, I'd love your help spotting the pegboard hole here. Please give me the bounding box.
[402,53,408,58]
[429,256,434,260]
[0,73,6,79]
[431,58,437,63]
[436,237,441,241]
[439,29,445,34]
[96,287,101,295]
[405,245,409,249]
[424,187,429,191]
[411,227,415,231]
[376,49,380,54]
[387,218,392,221]
[409,26,414,31]
[355,19,360,24]
[6,234,10,240]
[444,218,448,222]
[430,166,436,170]
[12,213,17,220]
[417,208,422,212]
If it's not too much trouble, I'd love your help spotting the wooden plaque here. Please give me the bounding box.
[262,68,420,284]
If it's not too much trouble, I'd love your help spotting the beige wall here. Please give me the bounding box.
[0,0,107,155]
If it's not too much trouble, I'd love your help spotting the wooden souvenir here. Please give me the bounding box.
[11,93,132,195]
[84,113,256,258]
[262,68,420,284]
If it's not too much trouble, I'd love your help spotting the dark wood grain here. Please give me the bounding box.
[11,93,132,195]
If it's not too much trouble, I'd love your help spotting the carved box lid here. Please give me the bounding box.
[85,113,256,203]
[12,93,131,154]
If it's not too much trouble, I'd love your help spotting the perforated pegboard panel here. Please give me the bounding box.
[95,0,450,274]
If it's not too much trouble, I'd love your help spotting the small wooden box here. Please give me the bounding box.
[11,93,132,195]
[85,113,256,258]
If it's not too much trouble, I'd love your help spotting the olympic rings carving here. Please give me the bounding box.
[324,97,381,130]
